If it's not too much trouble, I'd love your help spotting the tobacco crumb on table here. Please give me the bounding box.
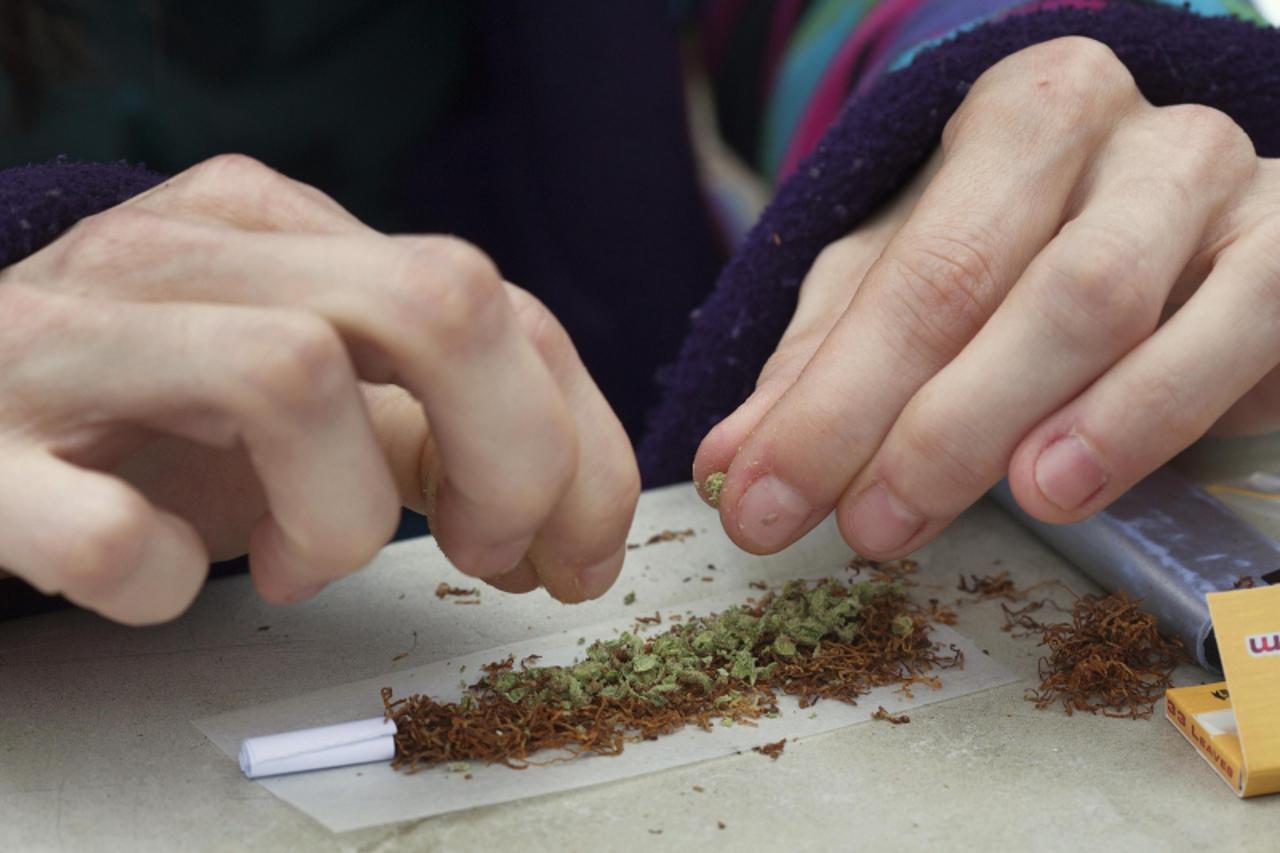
[647,528,696,545]
[871,706,910,725]
[623,591,637,606]
[752,738,787,760]
[256,625,270,632]
[435,582,480,600]
[692,785,704,793]
[718,821,727,830]
[392,652,409,662]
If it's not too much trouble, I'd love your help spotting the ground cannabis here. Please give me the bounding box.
[381,574,960,772]
[703,472,726,507]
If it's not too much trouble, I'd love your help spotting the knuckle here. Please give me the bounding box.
[1118,366,1200,442]
[506,285,574,376]
[973,37,1134,131]
[180,153,348,226]
[1040,224,1160,343]
[883,230,1000,358]
[52,207,169,275]
[239,315,352,415]
[186,153,279,190]
[393,236,506,352]
[896,409,993,496]
[60,492,151,595]
[1159,104,1256,183]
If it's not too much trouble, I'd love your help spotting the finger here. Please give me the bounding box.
[484,558,542,595]
[1007,217,1280,522]
[501,285,640,602]
[11,287,401,603]
[715,45,1137,554]
[125,154,365,234]
[1210,363,1280,436]
[24,220,579,580]
[835,103,1256,556]
[0,448,208,625]
[693,175,917,495]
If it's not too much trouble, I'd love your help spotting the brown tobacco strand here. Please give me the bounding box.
[871,706,910,725]
[752,739,787,760]
[381,580,959,773]
[1025,592,1183,719]
[957,571,1019,601]
[435,582,479,599]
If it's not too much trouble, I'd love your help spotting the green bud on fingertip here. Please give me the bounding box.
[703,472,727,507]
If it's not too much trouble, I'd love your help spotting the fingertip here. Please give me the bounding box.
[1008,429,1111,524]
[575,544,626,601]
[484,557,541,594]
[93,511,209,625]
[436,531,532,580]
[247,517,333,604]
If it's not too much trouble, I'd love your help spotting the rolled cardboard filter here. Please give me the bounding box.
[991,467,1280,672]
[239,717,396,778]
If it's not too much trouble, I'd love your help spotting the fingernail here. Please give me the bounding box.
[577,554,622,600]
[736,475,811,550]
[850,483,923,554]
[1035,434,1108,511]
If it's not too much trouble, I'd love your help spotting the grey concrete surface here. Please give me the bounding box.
[2,482,1278,852]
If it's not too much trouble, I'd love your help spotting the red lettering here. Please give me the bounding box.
[1247,633,1280,656]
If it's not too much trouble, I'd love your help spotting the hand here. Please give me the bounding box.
[0,154,639,624]
[694,37,1280,560]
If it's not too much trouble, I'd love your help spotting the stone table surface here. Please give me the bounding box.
[3,466,1279,852]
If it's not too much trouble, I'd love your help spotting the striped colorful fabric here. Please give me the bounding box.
[703,0,1271,184]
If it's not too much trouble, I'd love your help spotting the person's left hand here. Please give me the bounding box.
[694,37,1280,559]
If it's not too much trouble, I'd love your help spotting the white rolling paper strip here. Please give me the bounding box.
[239,717,396,779]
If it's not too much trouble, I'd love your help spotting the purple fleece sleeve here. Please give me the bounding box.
[638,2,1280,486]
[0,158,165,269]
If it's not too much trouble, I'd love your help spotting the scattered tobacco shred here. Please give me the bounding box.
[752,738,787,760]
[749,581,769,591]
[381,575,960,773]
[871,706,910,725]
[634,612,662,626]
[628,529,697,550]
[435,583,479,600]
[1025,592,1183,719]
[1233,575,1256,590]
[957,572,1019,601]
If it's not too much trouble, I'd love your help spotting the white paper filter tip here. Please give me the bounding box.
[239,717,396,778]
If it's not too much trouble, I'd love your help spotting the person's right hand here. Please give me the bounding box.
[0,154,639,624]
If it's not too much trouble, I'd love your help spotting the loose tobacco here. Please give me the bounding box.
[1025,592,1183,719]
[381,576,960,772]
